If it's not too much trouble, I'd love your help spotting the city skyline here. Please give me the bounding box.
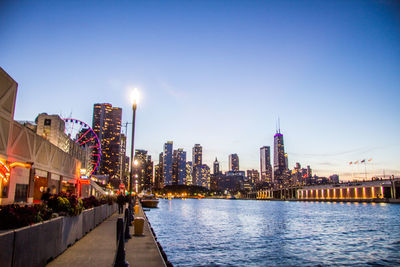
[1,1,399,180]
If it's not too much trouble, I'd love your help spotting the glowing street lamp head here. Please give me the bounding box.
[130,88,140,106]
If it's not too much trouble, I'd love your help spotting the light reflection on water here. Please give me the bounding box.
[145,199,400,266]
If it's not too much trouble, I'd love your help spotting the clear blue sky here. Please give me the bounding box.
[1,0,399,180]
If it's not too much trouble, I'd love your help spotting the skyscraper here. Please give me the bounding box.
[213,157,220,175]
[134,149,147,189]
[145,155,153,190]
[192,144,202,167]
[247,169,260,185]
[273,129,288,184]
[154,152,164,189]
[192,144,202,185]
[120,134,127,184]
[186,161,193,185]
[260,146,272,184]
[172,148,186,185]
[229,154,239,171]
[163,141,173,186]
[92,103,122,178]
[193,164,210,189]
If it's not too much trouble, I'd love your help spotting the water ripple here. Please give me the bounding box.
[146,199,400,266]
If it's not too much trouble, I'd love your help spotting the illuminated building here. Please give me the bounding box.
[291,162,303,185]
[134,149,153,191]
[217,171,245,192]
[192,144,202,185]
[247,169,260,185]
[194,164,210,189]
[119,134,128,185]
[307,165,312,178]
[260,146,272,184]
[145,155,153,190]
[229,154,239,171]
[0,68,100,204]
[154,165,161,189]
[172,148,186,185]
[163,141,173,185]
[92,103,122,179]
[186,161,193,185]
[154,152,164,189]
[273,129,288,184]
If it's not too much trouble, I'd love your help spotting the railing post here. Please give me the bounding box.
[116,215,123,244]
[114,218,129,267]
[128,202,134,226]
[124,208,131,240]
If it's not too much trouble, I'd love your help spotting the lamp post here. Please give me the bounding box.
[129,89,139,195]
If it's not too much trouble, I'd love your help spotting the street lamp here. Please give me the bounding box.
[129,88,139,195]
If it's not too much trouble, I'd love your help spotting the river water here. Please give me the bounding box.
[145,199,400,266]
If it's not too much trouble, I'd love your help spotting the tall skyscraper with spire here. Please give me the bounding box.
[273,126,288,184]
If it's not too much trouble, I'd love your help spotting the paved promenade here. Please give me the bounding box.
[47,204,166,267]
[126,205,166,267]
[47,213,119,267]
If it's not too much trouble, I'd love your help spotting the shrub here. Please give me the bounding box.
[47,193,83,216]
[82,196,100,209]
[0,194,109,230]
[0,204,51,230]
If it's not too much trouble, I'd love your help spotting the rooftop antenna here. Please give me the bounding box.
[278,116,281,133]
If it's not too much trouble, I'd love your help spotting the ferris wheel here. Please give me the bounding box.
[63,118,101,177]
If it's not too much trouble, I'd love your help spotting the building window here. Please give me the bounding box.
[14,184,28,202]
[44,119,52,126]
[0,179,9,198]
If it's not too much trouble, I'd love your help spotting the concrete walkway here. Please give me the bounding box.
[47,212,119,267]
[47,204,166,267]
[125,205,166,267]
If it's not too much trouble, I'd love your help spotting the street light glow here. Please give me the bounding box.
[130,88,140,105]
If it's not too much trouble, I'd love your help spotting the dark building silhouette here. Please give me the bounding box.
[213,157,220,175]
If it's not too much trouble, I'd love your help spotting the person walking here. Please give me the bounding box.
[117,193,125,214]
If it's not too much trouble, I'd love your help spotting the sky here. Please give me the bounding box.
[1,0,400,180]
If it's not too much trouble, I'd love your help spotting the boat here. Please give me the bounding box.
[140,194,159,208]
